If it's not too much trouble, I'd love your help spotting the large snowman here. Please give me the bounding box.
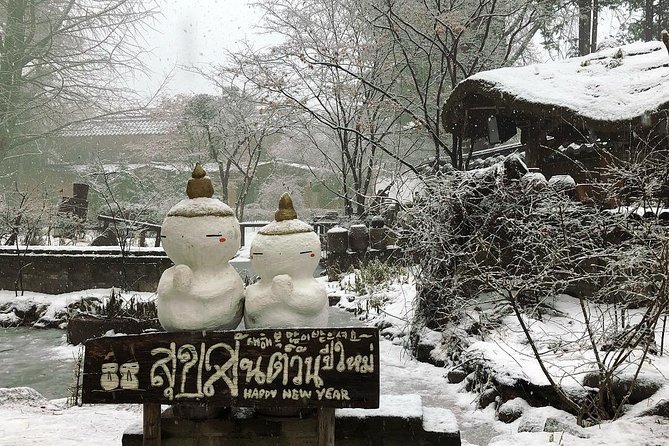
[244,193,328,328]
[157,163,244,331]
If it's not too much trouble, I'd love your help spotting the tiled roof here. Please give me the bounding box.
[59,116,175,137]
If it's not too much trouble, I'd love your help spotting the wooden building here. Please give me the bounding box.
[441,40,669,184]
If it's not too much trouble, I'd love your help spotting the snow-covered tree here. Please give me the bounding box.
[0,0,158,162]
[178,82,287,221]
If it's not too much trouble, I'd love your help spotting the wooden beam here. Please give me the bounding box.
[318,407,335,446]
[143,403,161,446]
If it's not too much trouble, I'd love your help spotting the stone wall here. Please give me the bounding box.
[0,247,172,293]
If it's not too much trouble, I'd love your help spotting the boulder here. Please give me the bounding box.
[582,373,661,405]
[497,398,528,423]
[544,417,589,439]
[478,387,499,409]
[447,367,468,384]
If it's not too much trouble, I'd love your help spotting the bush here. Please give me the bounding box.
[403,153,669,423]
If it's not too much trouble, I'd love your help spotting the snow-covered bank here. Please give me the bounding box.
[0,288,157,328]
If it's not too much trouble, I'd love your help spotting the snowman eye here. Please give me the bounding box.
[206,234,222,237]
[252,252,263,255]
[299,250,313,254]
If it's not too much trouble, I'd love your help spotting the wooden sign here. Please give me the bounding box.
[82,327,379,408]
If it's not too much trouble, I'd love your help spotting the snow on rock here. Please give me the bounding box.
[497,397,531,423]
[0,387,50,407]
[520,172,548,191]
[462,340,556,387]
[0,289,156,328]
[0,311,21,327]
[548,174,576,192]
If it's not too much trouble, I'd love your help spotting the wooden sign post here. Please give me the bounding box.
[82,327,379,445]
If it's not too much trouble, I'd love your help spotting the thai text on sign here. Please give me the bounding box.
[82,327,379,408]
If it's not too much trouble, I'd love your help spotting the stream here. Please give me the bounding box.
[0,328,80,399]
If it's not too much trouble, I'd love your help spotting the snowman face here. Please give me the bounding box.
[251,231,321,280]
[161,215,241,268]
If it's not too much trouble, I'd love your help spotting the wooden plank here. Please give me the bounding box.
[318,407,335,446]
[82,327,379,409]
[142,403,161,446]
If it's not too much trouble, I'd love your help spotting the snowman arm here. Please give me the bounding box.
[271,274,294,299]
[172,264,194,292]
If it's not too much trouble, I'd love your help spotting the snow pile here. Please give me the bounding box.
[0,311,20,326]
[453,295,669,397]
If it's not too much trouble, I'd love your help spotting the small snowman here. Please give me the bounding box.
[157,163,244,331]
[244,193,328,328]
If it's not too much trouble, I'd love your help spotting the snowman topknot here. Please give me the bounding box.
[167,163,234,218]
[259,193,313,235]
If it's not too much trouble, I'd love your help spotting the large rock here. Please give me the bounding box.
[447,367,468,384]
[478,387,499,409]
[544,417,590,438]
[497,398,528,423]
[582,373,661,405]
[640,399,669,418]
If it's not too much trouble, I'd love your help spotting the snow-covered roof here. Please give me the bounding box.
[443,41,669,133]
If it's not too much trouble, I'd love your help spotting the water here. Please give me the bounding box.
[0,328,80,399]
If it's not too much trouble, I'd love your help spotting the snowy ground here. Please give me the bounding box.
[2,276,669,445]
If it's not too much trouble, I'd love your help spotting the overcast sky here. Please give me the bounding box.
[134,0,270,98]
[134,1,627,100]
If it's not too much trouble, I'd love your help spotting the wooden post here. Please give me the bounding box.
[143,403,161,446]
[318,407,335,446]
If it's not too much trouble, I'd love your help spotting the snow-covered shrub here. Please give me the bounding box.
[403,153,669,423]
[353,258,405,296]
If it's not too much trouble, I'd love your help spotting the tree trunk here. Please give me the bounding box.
[217,161,230,203]
[578,0,592,56]
[590,0,599,53]
[644,0,655,42]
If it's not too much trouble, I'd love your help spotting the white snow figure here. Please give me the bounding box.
[244,193,328,328]
[157,163,244,331]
